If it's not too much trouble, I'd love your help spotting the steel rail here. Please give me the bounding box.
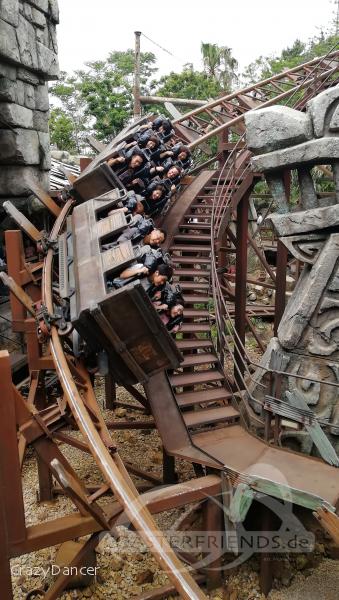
[42,204,207,599]
[175,48,339,124]
[178,49,339,149]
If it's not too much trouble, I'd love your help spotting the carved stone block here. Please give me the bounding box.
[0,128,40,164]
[0,0,19,26]
[0,18,20,63]
[267,204,339,236]
[245,105,312,154]
[1,102,33,128]
[0,165,49,196]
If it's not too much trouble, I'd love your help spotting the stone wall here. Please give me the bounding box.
[0,0,59,208]
[244,86,339,459]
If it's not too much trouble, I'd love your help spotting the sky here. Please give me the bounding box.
[56,0,336,78]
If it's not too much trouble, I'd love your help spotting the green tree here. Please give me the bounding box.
[49,108,76,152]
[49,71,90,152]
[79,49,157,141]
[201,42,238,90]
[241,32,339,85]
[152,64,222,101]
[50,51,157,144]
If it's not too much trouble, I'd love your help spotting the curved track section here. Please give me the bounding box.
[42,202,207,600]
[173,49,339,149]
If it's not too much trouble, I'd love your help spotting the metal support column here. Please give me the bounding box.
[202,497,223,590]
[273,171,290,336]
[234,190,250,387]
[162,449,177,485]
[105,372,117,410]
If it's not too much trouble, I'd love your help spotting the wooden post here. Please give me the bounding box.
[133,31,142,120]
[0,351,27,599]
[202,498,223,590]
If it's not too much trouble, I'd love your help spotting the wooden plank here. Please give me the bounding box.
[314,507,339,544]
[3,202,42,242]
[27,178,61,217]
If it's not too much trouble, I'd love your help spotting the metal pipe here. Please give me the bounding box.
[133,31,142,120]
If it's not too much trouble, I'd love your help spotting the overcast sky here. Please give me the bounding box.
[57,0,335,78]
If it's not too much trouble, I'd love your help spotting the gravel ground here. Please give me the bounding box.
[12,380,339,600]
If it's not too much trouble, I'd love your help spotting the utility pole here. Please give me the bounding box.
[133,31,142,120]
[334,0,339,35]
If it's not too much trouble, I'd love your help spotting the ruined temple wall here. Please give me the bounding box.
[0,0,59,206]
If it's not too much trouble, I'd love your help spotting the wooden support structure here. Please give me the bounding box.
[202,498,223,590]
[0,348,225,598]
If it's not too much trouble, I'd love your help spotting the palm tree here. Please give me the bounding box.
[219,46,238,90]
[201,42,238,91]
[201,43,221,79]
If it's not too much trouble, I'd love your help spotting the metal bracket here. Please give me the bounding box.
[228,482,254,523]
[36,303,72,340]
[38,232,59,254]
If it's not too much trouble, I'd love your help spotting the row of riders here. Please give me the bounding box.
[104,116,193,334]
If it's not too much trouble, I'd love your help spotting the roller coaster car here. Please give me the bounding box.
[72,161,125,202]
[72,116,153,202]
[59,193,182,385]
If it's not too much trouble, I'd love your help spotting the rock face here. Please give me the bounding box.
[245,106,313,154]
[245,85,339,457]
[0,0,59,211]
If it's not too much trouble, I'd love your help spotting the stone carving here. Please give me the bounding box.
[244,86,339,456]
[0,0,59,215]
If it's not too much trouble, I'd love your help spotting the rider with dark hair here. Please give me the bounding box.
[152,116,174,143]
[141,179,169,216]
[168,143,192,170]
[112,261,173,295]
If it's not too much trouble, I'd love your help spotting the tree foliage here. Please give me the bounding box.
[48,26,339,151]
[201,42,238,90]
[49,51,157,147]
[80,50,157,141]
[49,71,91,152]
[49,107,77,152]
[151,64,222,101]
[241,32,339,85]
